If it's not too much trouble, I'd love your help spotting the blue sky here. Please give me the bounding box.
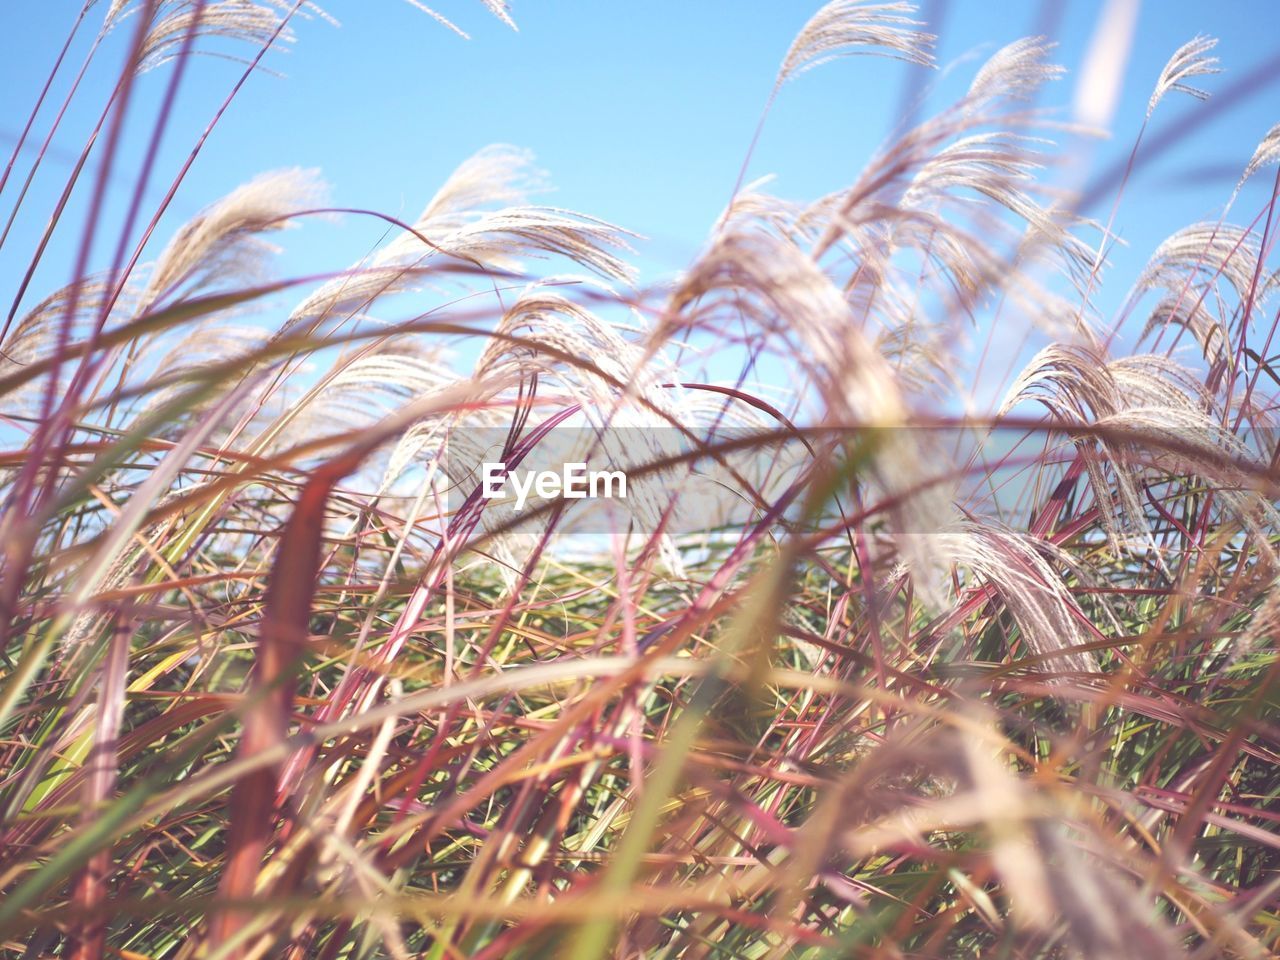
[2,0,1278,404]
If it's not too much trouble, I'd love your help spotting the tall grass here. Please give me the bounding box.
[1,2,1279,958]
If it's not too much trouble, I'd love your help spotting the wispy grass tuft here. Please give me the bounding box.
[2,2,1279,959]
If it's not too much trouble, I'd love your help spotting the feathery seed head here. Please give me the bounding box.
[1148,35,1220,118]
[1241,122,1280,185]
[966,37,1064,108]
[141,167,326,312]
[132,1,311,73]
[777,0,935,87]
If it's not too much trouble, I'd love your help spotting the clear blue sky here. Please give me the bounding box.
[2,1,1278,400]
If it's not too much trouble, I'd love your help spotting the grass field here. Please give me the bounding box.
[1,2,1279,957]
